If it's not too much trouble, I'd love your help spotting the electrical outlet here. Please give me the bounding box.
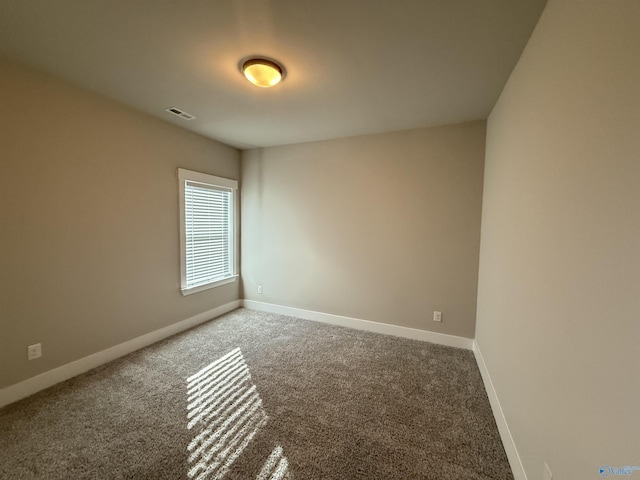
[27,343,42,361]
[543,462,552,480]
[257,285,263,294]
[433,311,442,322]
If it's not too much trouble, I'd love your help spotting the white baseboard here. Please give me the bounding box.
[242,300,474,350]
[0,300,241,409]
[473,340,527,480]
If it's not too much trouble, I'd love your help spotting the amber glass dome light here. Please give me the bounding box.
[242,58,284,88]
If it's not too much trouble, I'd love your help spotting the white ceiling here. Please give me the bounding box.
[0,0,546,149]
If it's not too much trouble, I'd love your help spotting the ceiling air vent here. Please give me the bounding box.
[165,107,196,120]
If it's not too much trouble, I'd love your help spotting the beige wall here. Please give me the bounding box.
[241,121,485,338]
[476,1,640,478]
[0,59,240,389]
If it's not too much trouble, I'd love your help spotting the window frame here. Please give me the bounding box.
[178,168,239,296]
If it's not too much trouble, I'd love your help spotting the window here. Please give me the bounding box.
[178,168,238,295]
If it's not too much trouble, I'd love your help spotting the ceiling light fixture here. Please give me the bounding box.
[241,58,284,88]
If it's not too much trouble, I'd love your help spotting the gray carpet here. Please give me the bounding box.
[0,308,513,479]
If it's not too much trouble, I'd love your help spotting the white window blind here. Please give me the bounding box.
[179,169,237,295]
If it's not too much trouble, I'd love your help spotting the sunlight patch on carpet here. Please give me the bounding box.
[256,445,291,480]
[186,348,291,480]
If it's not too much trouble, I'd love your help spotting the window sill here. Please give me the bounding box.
[181,275,238,296]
